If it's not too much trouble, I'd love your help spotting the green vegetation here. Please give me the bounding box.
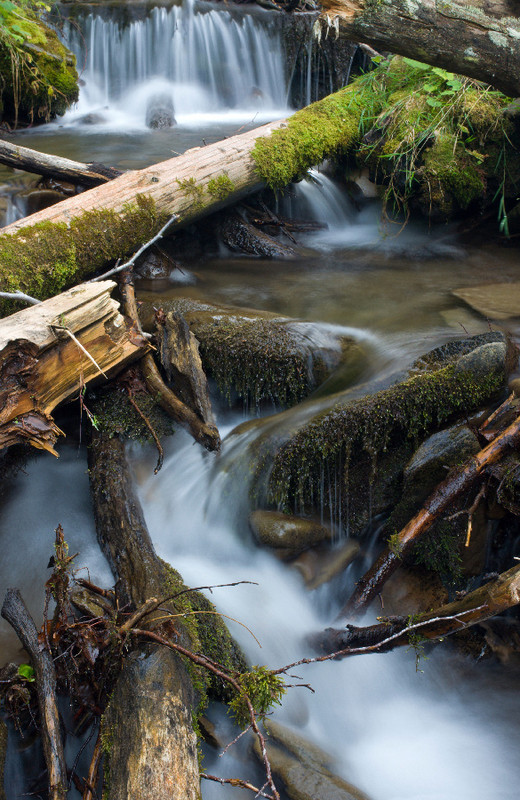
[0,0,78,126]
[228,665,285,728]
[0,194,168,315]
[207,173,235,200]
[253,55,517,223]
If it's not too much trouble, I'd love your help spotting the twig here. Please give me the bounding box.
[125,390,164,474]
[91,215,178,282]
[200,774,274,799]
[271,607,488,673]
[119,596,159,634]
[82,727,102,800]
[0,290,41,305]
[51,325,108,379]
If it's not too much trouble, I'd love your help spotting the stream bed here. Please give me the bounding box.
[2,1,520,798]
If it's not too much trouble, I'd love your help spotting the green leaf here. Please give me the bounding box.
[432,67,453,80]
[18,664,35,682]
[426,97,442,107]
[423,83,437,93]
[403,58,430,70]
[447,79,463,91]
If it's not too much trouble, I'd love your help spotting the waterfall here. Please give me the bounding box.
[59,0,357,129]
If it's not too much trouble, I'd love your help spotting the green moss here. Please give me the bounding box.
[252,85,369,191]
[176,177,204,213]
[0,194,168,316]
[421,132,486,215]
[268,335,506,519]
[0,5,78,125]
[207,173,235,200]
[88,388,174,443]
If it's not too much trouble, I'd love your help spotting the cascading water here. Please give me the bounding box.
[61,0,289,129]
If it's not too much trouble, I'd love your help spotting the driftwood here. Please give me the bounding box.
[155,309,216,428]
[0,281,149,455]
[119,270,221,451]
[313,563,520,658]
[320,0,520,97]
[341,410,520,619]
[1,589,67,800]
[0,138,121,187]
[88,432,201,799]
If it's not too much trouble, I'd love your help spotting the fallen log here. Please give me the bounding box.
[341,409,520,620]
[312,563,520,658]
[0,83,368,310]
[0,138,121,187]
[88,432,243,798]
[0,281,149,455]
[320,0,520,98]
[1,589,67,800]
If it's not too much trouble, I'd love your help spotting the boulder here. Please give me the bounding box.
[145,93,176,129]
[138,298,366,408]
[253,720,371,800]
[249,510,332,552]
[291,539,360,589]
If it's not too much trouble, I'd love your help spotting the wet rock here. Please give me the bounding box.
[252,331,514,538]
[77,112,107,125]
[218,211,297,259]
[198,715,223,749]
[403,424,481,507]
[381,565,449,617]
[453,282,520,321]
[138,298,365,408]
[253,720,371,800]
[25,189,67,215]
[480,618,520,666]
[250,510,332,553]
[135,249,173,281]
[291,539,360,589]
[146,93,176,129]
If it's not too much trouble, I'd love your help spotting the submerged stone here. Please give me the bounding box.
[249,510,332,552]
[291,539,361,590]
[453,283,520,321]
[253,719,371,800]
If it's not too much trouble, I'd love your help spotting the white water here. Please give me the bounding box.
[60,0,290,130]
[135,426,520,800]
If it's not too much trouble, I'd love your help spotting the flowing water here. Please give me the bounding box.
[2,2,520,798]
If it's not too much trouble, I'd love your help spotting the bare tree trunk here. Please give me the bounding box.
[1,589,68,800]
[0,138,121,186]
[313,563,520,657]
[320,0,520,97]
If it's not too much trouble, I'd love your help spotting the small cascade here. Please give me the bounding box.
[59,0,359,130]
[279,168,358,228]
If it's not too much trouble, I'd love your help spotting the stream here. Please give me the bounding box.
[2,1,520,798]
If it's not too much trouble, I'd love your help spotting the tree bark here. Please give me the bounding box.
[320,0,520,97]
[0,281,149,455]
[313,563,520,657]
[1,589,68,800]
[0,138,121,187]
[341,410,520,620]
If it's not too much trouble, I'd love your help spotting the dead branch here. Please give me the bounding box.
[201,773,274,799]
[1,588,67,800]
[341,409,520,619]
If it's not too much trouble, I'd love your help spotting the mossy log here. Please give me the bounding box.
[0,138,121,187]
[320,0,520,97]
[313,563,520,656]
[0,281,149,455]
[0,84,368,312]
[88,433,244,800]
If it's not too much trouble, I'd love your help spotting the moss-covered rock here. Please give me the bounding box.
[241,333,514,538]
[140,298,366,409]
[0,5,78,126]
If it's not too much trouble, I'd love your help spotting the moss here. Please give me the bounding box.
[0,6,78,125]
[207,173,235,200]
[252,85,369,191]
[421,132,486,216]
[88,388,174,443]
[176,177,204,213]
[267,334,507,522]
[0,194,168,316]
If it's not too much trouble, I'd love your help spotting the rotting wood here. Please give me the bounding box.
[155,308,216,428]
[1,589,67,800]
[119,269,221,451]
[0,281,149,455]
[319,0,520,97]
[312,563,520,657]
[341,409,520,620]
[0,138,121,187]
